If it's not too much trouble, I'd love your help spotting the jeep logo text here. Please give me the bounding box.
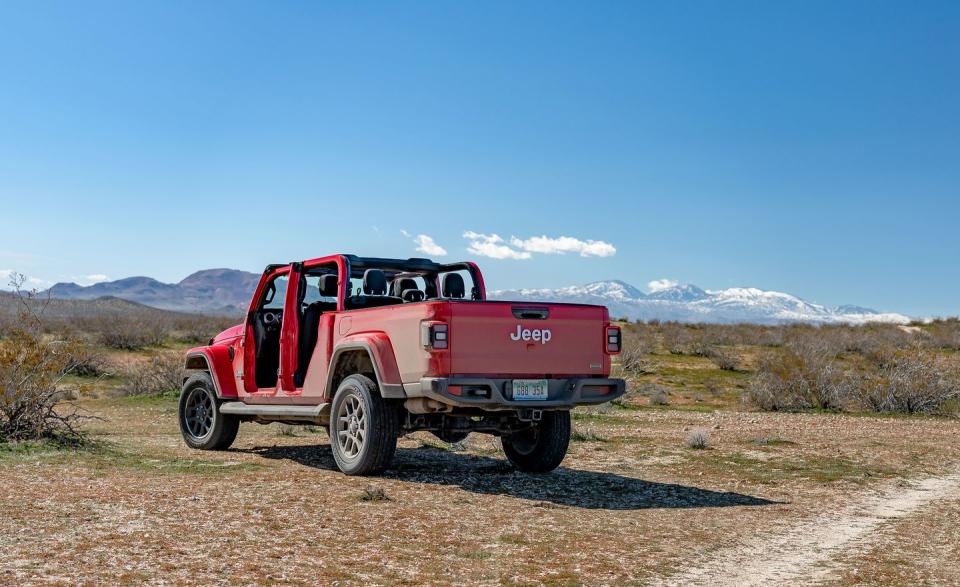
[510,324,552,344]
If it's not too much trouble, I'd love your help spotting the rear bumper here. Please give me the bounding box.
[405,377,626,411]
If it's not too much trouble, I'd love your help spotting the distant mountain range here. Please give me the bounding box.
[46,269,260,314]
[43,271,911,324]
[489,280,911,324]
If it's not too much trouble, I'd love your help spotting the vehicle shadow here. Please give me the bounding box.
[240,443,781,511]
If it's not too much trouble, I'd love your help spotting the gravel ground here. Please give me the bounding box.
[1,397,959,586]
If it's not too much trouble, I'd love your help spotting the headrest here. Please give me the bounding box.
[318,274,338,297]
[442,273,465,298]
[402,289,425,303]
[362,269,387,295]
[395,278,418,295]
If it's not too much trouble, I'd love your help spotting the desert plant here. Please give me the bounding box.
[746,343,847,411]
[66,343,108,378]
[706,346,739,371]
[619,337,654,376]
[120,351,185,396]
[685,428,710,449]
[0,277,89,444]
[571,426,608,442]
[638,383,670,406]
[360,485,390,502]
[852,351,960,414]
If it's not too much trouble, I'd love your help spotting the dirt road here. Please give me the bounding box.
[662,470,960,586]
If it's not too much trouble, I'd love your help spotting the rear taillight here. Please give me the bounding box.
[421,321,449,350]
[606,326,621,354]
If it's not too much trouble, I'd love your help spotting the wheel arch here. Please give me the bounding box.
[325,335,405,400]
[183,347,239,399]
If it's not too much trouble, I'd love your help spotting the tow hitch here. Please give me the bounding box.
[517,408,543,422]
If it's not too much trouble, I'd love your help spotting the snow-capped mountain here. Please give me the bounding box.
[42,270,912,324]
[490,281,911,325]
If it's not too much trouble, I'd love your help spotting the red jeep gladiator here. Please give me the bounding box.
[180,255,625,475]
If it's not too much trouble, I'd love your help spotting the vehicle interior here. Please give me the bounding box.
[295,267,339,386]
[343,257,482,311]
[251,273,288,389]
[252,257,484,389]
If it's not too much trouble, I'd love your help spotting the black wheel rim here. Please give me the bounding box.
[184,387,214,439]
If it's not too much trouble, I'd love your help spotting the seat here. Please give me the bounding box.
[363,269,388,295]
[442,273,466,299]
[346,269,403,309]
[296,274,338,386]
[393,277,424,302]
[402,289,425,302]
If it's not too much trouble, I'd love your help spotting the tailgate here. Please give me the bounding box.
[448,302,609,377]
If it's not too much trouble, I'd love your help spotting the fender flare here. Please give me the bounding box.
[326,334,405,399]
[183,347,239,399]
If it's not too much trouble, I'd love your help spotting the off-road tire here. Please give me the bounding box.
[178,372,239,450]
[502,410,571,473]
[329,374,399,476]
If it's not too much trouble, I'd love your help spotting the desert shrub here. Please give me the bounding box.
[685,428,710,449]
[638,383,670,406]
[360,485,390,502]
[0,279,88,444]
[661,323,694,355]
[120,351,185,396]
[704,379,724,395]
[619,337,654,376]
[171,315,239,344]
[746,342,848,411]
[706,346,739,371]
[66,343,108,378]
[79,314,171,350]
[925,319,960,351]
[571,426,608,442]
[852,351,960,414]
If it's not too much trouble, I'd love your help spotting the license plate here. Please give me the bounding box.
[512,379,549,401]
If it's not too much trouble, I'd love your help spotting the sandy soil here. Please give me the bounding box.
[2,398,959,586]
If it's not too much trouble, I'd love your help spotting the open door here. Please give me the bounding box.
[242,266,291,395]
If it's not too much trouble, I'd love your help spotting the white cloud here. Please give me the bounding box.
[399,229,411,238]
[463,231,531,260]
[81,274,110,285]
[412,234,447,256]
[27,276,52,288]
[509,235,616,257]
[647,278,679,292]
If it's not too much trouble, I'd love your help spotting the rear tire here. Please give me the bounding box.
[329,374,399,476]
[502,411,570,473]
[179,372,239,450]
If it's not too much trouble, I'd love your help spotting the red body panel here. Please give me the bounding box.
[447,301,611,378]
[186,345,239,398]
[326,302,447,385]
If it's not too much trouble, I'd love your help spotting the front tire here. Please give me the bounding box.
[329,374,399,476]
[502,411,571,473]
[178,372,239,450]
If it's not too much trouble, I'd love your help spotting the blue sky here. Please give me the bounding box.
[1,1,958,316]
